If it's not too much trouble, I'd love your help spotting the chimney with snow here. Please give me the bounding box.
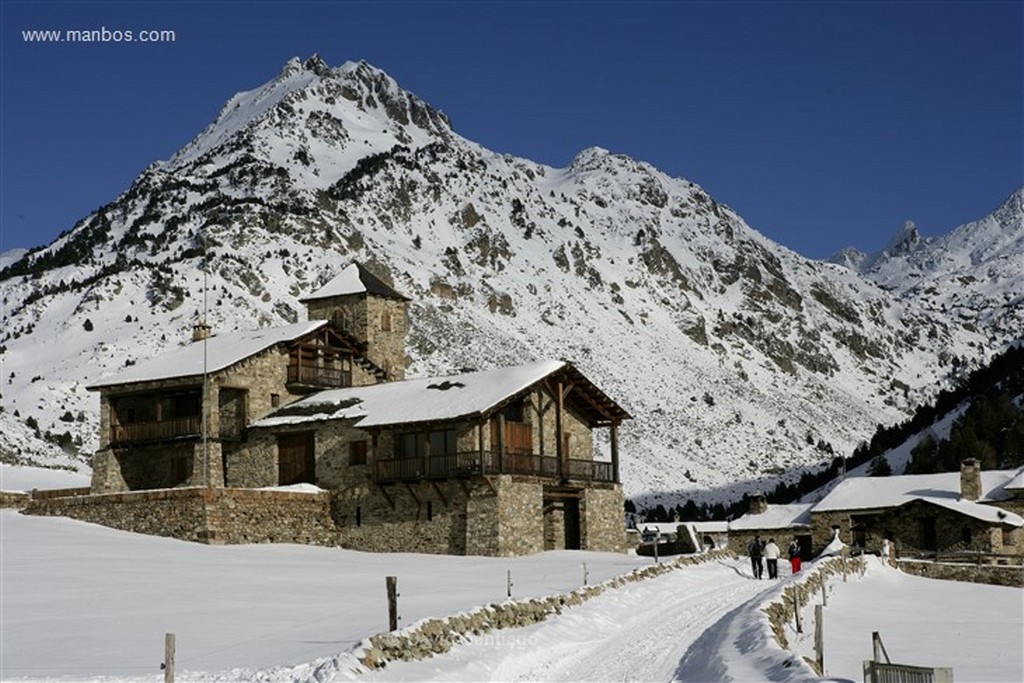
[960,458,982,501]
[192,322,211,342]
[749,492,768,515]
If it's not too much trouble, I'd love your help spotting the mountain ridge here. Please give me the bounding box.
[2,57,1021,509]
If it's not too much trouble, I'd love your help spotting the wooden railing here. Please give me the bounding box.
[111,416,201,444]
[287,364,351,388]
[374,451,614,484]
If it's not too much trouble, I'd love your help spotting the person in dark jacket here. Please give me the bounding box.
[748,535,764,579]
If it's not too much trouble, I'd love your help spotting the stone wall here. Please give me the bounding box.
[24,487,336,545]
[497,477,544,556]
[359,549,735,670]
[581,485,626,552]
[1,491,30,508]
[305,293,408,380]
[896,559,1024,587]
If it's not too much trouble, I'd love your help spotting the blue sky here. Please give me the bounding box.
[2,0,1021,259]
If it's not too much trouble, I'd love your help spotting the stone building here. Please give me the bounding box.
[70,262,631,556]
[726,494,813,559]
[809,460,1024,559]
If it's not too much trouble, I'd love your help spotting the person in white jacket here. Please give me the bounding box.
[763,538,781,579]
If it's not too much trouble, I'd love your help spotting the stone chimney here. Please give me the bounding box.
[192,322,211,342]
[749,492,768,515]
[960,458,982,502]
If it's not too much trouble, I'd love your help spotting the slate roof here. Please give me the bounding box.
[729,504,813,531]
[88,320,327,389]
[301,263,409,302]
[253,359,630,430]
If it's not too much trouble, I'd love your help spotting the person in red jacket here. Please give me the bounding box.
[788,538,802,573]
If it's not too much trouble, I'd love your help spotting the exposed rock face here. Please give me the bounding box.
[2,56,1021,508]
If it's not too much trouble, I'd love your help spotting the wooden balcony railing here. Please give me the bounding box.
[374,451,615,484]
[110,416,200,444]
[287,364,352,388]
[109,415,244,445]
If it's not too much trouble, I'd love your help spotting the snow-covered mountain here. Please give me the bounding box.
[2,56,1021,508]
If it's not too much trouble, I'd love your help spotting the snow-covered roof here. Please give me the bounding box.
[812,469,1021,513]
[254,359,627,430]
[729,504,812,531]
[88,320,327,388]
[301,263,408,302]
[1004,468,1024,491]
[903,497,1024,527]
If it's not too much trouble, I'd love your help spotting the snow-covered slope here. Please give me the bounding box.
[2,56,1021,507]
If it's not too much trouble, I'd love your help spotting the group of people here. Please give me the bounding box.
[747,535,801,579]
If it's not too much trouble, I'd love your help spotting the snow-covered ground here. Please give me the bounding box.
[2,466,1021,682]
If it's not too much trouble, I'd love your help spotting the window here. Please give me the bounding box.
[426,500,433,521]
[271,393,280,408]
[1003,527,1016,546]
[961,526,972,547]
[395,429,457,458]
[349,440,368,466]
[380,310,392,332]
[355,506,362,527]
[503,399,525,423]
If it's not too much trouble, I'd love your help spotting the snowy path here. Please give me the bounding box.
[363,557,778,682]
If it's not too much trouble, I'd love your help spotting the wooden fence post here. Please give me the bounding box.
[163,632,175,683]
[507,569,513,598]
[814,605,824,673]
[386,576,399,632]
[842,550,848,582]
[820,579,828,606]
[583,562,589,586]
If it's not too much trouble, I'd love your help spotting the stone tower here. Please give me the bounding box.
[301,263,409,380]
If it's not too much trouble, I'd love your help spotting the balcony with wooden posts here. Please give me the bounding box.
[108,389,245,446]
[373,450,615,484]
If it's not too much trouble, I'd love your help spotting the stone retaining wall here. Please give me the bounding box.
[23,487,336,545]
[358,549,735,669]
[762,554,868,674]
[0,491,30,508]
[896,559,1024,587]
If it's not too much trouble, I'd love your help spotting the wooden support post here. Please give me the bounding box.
[555,381,565,480]
[386,576,399,632]
[478,421,486,474]
[793,592,803,634]
[610,423,620,484]
[497,413,506,474]
[814,605,824,673]
[163,632,175,683]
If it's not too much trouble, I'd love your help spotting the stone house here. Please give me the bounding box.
[727,494,813,559]
[75,262,631,555]
[809,459,1024,559]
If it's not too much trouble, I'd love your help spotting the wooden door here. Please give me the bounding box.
[278,432,315,485]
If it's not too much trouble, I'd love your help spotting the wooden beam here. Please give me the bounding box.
[482,476,498,497]
[377,484,395,511]
[430,481,449,508]
[610,422,620,484]
[497,413,506,474]
[555,380,565,480]
[404,481,421,508]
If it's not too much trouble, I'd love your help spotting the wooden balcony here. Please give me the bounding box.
[287,364,352,389]
[109,415,245,445]
[373,451,614,484]
[110,416,201,445]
